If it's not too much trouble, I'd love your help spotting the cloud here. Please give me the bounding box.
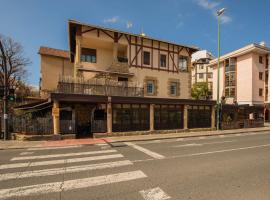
[126,21,133,29]
[195,0,232,24]
[197,0,219,9]
[103,16,119,24]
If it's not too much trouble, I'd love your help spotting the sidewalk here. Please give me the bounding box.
[107,126,270,143]
[1,126,270,150]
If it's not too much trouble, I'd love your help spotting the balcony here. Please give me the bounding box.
[56,76,144,97]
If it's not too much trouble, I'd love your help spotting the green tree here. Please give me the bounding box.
[191,82,211,100]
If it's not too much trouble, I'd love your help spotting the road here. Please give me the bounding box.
[1,131,270,200]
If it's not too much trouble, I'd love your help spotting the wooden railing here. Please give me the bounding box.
[56,76,144,97]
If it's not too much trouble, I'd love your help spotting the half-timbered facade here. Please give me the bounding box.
[35,20,217,138]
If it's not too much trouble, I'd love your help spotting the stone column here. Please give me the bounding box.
[52,100,60,135]
[150,104,154,132]
[107,103,112,135]
[211,105,216,129]
[184,105,188,130]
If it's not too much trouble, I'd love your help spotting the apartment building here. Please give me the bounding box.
[36,20,216,138]
[191,50,215,95]
[208,42,269,120]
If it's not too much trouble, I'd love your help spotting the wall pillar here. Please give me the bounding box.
[107,103,112,135]
[74,35,82,77]
[150,104,154,132]
[52,100,60,135]
[211,105,216,129]
[184,105,188,130]
[113,42,118,61]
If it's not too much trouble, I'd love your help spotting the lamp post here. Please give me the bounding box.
[216,8,226,131]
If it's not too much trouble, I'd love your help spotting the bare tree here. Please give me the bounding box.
[0,34,30,89]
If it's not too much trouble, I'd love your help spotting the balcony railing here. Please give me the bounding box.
[56,76,144,97]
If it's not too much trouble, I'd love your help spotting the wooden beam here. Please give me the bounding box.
[129,35,131,65]
[135,37,138,66]
[158,41,160,70]
[114,32,118,43]
[124,34,131,44]
[118,33,123,41]
[141,37,143,68]
[130,42,178,54]
[100,29,114,40]
[81,27,96,34]
[97,29,100,37]
[151,40,154,69]
[168,43,170,72]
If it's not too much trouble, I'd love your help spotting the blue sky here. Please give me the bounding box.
[0,0,270,86]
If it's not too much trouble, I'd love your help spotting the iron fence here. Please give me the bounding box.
[12,116,53,135]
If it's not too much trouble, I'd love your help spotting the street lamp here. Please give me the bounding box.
[216,8,226,131]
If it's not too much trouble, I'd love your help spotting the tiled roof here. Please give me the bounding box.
[39,46,70,59]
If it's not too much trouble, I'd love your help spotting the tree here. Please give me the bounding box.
[0,34,30,90]
[191,82,211,100]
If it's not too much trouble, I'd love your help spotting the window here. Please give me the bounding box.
[160,54,166,67]
[143,51,150,65]
[179,56,188,71]
[146,80,155,95]
[81,48,96,63]
[259,72,263,80]
[170,82,177,96]
[207,73,213,78]
[118,77,128,82]
[199,65,204,70]
[259,56,263,64]
[199,73,204,79]
[259,88,263,96]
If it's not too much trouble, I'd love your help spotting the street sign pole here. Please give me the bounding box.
[0,39,9,140]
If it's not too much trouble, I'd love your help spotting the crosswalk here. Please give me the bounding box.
[0,144,149,200]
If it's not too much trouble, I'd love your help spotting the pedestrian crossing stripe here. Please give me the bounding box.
[11,149,117,161]
[0,171,147,200]
[0,160,133,181]
[0,154,124,170]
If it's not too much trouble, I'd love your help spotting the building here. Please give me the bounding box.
[191,50,215,97]
[29,20,216,138]
[208,42,269,120]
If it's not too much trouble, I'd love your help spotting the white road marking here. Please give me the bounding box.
[133,143,270,163]
[0,160,133,181]
[125,142,165,159]
[20,152,34,155]
[219,135,225,138]
[199,136,206,139]
[0,154,124,170]
[11,149,117,161]
[0,170,147,200]
[173,140,235,148]
[236,134,242,136]
[27,145,82,151]
[178,143,270,158]
[140,187,171,200]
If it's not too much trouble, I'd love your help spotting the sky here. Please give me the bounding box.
[0,0,270,86]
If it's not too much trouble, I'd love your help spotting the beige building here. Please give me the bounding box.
[208,43,269,120]
[36,20,216,138]
[191,50,215,96]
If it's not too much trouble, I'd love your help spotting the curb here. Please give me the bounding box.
[107,128,270,144]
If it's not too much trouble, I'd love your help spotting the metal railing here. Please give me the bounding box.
[56,76,144,97]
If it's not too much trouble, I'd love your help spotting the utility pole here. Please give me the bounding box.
[216,8,226,131]
[0,39,9,140]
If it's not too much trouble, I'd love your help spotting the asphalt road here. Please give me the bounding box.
[1,131,270,200]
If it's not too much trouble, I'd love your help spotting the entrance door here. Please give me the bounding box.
[75,104,94,138]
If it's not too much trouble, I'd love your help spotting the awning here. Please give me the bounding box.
[14,100,52,111]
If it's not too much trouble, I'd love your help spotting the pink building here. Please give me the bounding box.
[208,42,270,120]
